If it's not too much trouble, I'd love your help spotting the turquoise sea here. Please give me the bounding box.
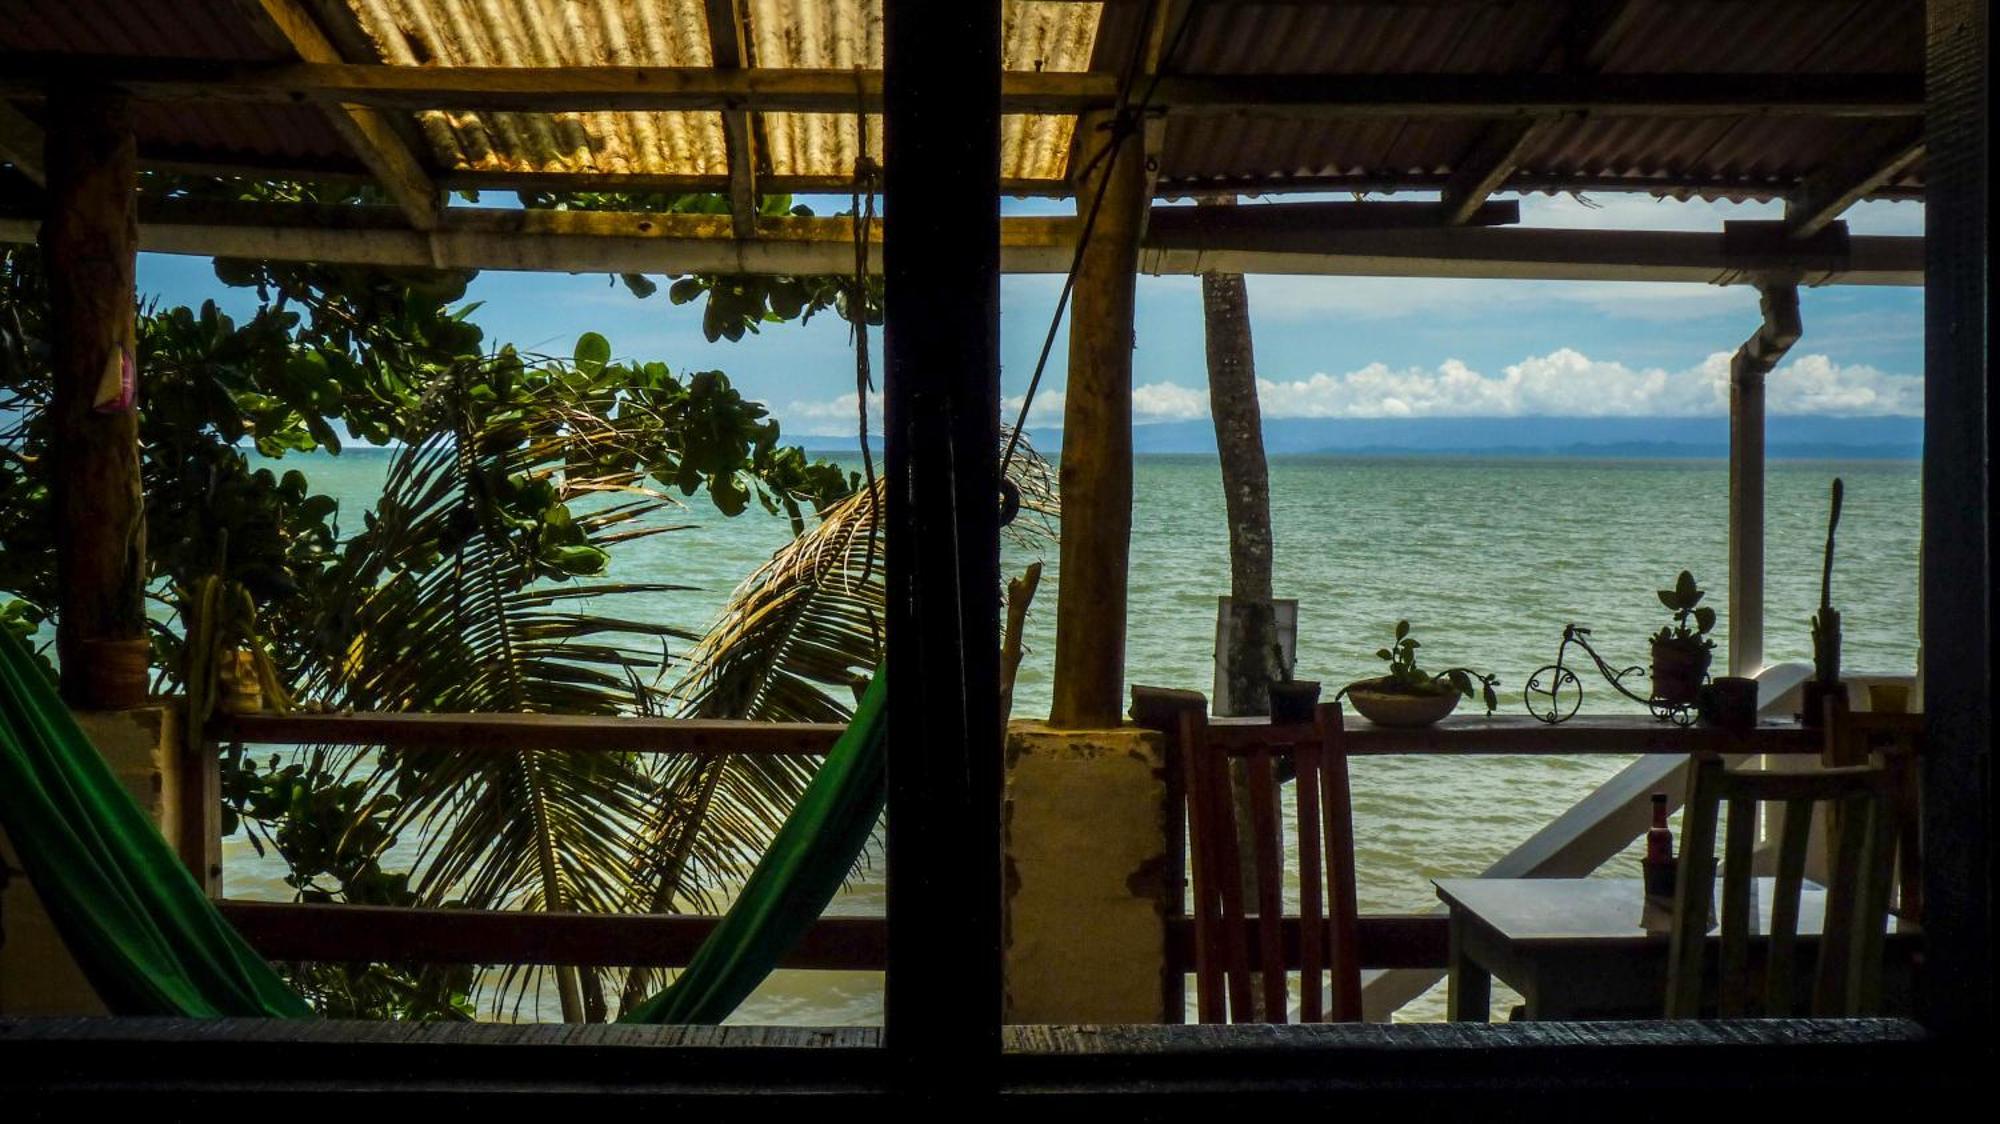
[226,450,1922,1024]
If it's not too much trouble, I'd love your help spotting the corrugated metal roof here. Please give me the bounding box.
[0,0,357,172]
[330,0,1095,186]
[0,0,1925,207]
[345,0,728,180]
[1142,0,1925,202]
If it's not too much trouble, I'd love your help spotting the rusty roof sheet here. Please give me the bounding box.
[1140,0,1925,201]
[331,0,1095,186]
[0,0,1925,207]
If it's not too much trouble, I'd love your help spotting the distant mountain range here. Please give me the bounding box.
[795,415,1922,460]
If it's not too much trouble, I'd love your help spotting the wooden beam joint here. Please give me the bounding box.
[236,0,442,232]
[703,0,759,240]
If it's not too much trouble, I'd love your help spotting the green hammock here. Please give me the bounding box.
[0,627,886,1024]
[622,669,886,1024]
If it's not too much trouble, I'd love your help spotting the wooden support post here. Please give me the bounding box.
[1727,282,1801,679]
[883,0,1001,1085]
[176,735,224,897]
[1919,0,1990,1040]
[1049,109,1146,729]
[40,88,147,710]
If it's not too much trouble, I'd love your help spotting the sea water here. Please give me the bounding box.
[222,451,1920,1024]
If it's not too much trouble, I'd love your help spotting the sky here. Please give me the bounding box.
[134,191,1925,442]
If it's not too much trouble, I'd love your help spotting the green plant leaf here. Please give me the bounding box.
[1394,619,1409,640]
[573,332,612,375]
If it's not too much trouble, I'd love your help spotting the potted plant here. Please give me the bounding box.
[1803,478,1847,727]
[1337,620,1499,728]
[1650,570,1716,706]
[1267,640,1322,723]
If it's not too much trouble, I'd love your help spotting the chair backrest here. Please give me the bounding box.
[1665,754,1900,1019]
[1179,702,1361,1023]
[1821,692,1924,922]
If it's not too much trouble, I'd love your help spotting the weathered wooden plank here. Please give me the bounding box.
[1787,127,1926,240]
[1206,714,1824,756]
[211,710,843,755]
[1440,120,1548,225]
[234,1,441,231]
[702,0,759,240]
[0,201,1926,285]
[217,900,887,969]
[0,58,1926,119]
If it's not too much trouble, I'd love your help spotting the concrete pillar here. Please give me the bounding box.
[0,706,185,1014]
[1002,721,1175,1023]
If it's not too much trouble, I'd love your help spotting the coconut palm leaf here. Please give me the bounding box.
[613,438,1056,1011]
[303,351,728,1021]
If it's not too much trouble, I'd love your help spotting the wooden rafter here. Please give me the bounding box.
[231,0,441,231]
[703,0,759,239]
[0,101,44,188]
[1441,120,1549,226]
[1786,128,1926,240]
[0,58,1926,121]
[1442,1,1641,225]
[0,200,1922,286]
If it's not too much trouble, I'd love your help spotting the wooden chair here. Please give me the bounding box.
[1179,702,1361,1023]
[1665,754,1900,1018]
[1821,692,1924,923]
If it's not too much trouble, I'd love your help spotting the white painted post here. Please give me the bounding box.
[1727,282,1802,678]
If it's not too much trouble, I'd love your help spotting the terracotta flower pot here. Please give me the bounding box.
[1650,639,1711,705]
[1341,677,1461,727]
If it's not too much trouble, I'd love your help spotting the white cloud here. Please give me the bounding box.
[784,349,1919,431]
[1241,274,1757,325]
[779,388,881,434]
[1767,354,1922,415]
[1248,349,1915,420]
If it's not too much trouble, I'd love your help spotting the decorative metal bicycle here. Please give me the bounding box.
[1522,623,1696,726]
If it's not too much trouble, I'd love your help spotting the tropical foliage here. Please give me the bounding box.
[0,169,909,1020]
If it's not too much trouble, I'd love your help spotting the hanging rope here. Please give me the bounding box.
[850,82,884,622]
[997,0,1201,486]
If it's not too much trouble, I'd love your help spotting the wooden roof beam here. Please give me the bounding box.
[704,0,759,240]
[232,1,442,231]
[0,101,44,188]
[0,200,1922,286]
[1442,1,1639,225]
[1785,128,1926,240]
[0,59,1925,120]
[1441,119,1549,226]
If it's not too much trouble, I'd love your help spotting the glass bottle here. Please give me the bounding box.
[1646,793,1673,863]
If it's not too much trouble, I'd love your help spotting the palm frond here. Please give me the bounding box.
[302,351,719,1020]
[612,435,1057,1012]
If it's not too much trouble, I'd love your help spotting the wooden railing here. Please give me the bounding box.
[189,697,1876,1001]
[192,711,852,969]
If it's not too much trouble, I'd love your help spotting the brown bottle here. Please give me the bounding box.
[1646,793,1673,863]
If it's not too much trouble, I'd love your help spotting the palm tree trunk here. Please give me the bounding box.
[1200,226,1278,714]
[1202,201,1283,1018]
